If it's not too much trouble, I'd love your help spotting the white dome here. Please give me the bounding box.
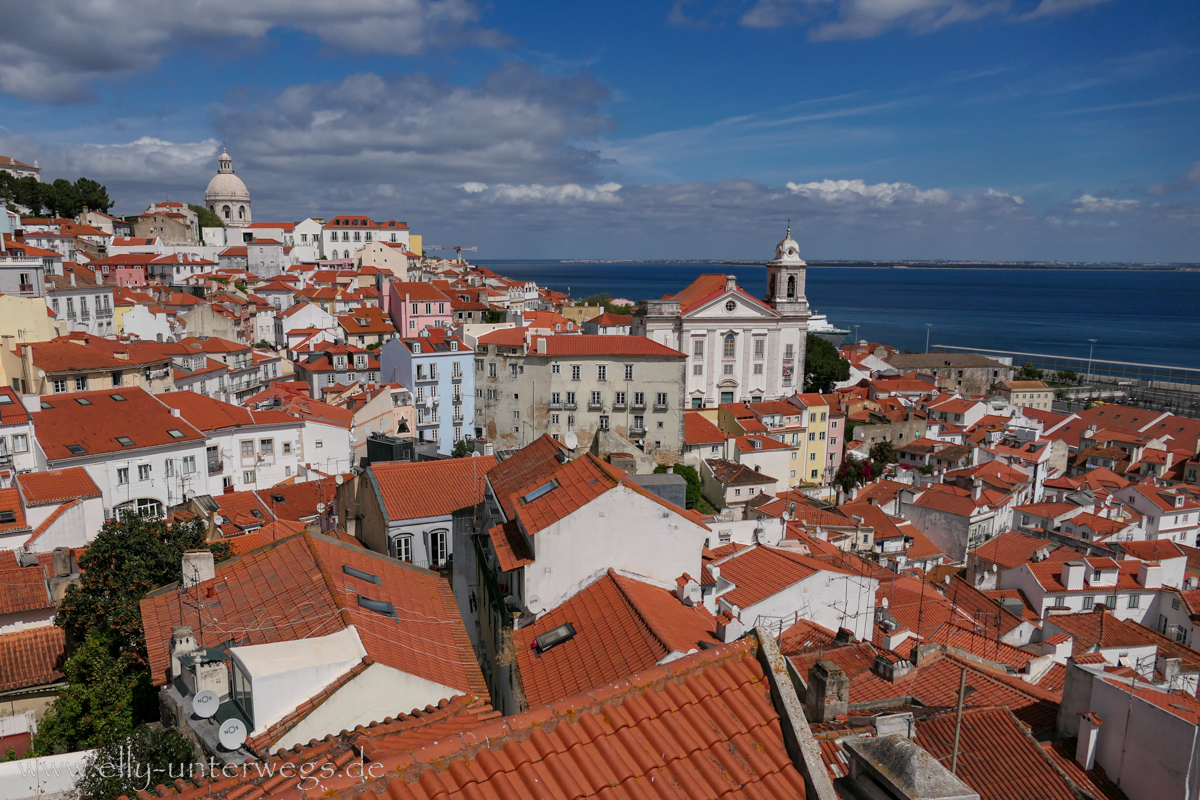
[768,224,806,266]
[205,172,249,202]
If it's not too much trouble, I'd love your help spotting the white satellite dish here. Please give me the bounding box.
[192,689,219,719]
[881,597,889,609]
[563,431,578,450]
[335,474,344,486]
[218,718,248,750]
[185,490,196,501]
[316,502,327,513]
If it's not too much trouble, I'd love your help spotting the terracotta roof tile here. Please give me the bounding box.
[370,457,498,521]
[140,532,486,698]
[0,625,66,692]
[0,488,31,536]
[514,569,718,706]
[33,387,205,462]
[484,434,567,521]
[0,565,51,615]
[714,545,849,608]
[684,411,726,445]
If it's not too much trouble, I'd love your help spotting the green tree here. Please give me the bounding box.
[74,177,114,212]
[45,178,80,217]
[451,438,474,458]
[654,463,717,514]
[0,173,112,217]
[188,203,224,230]
[1057,368,1079,385]
[868,440,896,465]
[76,726,197,800]
[804,334,850,393]
[834,455,873,494]
[483,309,505,323]
[1015,362,1044,381]
[55,514,228,661]
[32,630,154,755]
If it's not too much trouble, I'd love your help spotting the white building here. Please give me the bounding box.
[31,386,210,519]
[1114,482,1200,543]
[44,271,115,336]
[634,229,809,407]
[12,467,106,551]
[0,389,38,485]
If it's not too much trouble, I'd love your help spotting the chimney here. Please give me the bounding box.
[805,660,849,723]
[715,611,744,643]
[1137,562,1163,589]
[52,547,73,578]
[675,574,701,607]
[69,271,76,287]
[1061,562,1086,592]
[1076,712,1103,771]
[725,274,737,292]
[972,477,983,501]
[536,336,547,355]
[170,625,197,678]
[182,550,215,588]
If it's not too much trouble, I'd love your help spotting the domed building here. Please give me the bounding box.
[205,148,251,228]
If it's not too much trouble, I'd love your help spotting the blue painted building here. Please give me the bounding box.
[379,328,474,455]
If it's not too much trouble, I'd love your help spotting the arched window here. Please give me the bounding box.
[222,205,231,220]
[787,274,796,299]
[392,535,413,562]
[723,334,736,358]
[238,206,246,220]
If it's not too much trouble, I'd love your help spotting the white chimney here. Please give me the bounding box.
[182,550,215,588]
[1062,562,1085,592]
[1138,562,1163,590]
[725,275,737,292]
[1076,712,1103,771]
[170,625,197,678]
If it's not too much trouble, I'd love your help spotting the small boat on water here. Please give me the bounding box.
[809,310,849,345]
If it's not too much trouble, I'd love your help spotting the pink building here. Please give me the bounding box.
[387,281,453,335]
[109,267,146,287]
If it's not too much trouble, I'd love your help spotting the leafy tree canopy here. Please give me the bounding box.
[76,725,197,800]
[55,513,228,661]
[451,438,474,458]
[804,334,851,394]
[0,173,113,216]
[32,630,154,755]
[1015,362,1045,381]
[188,203,224,229]
[868,440,897,465]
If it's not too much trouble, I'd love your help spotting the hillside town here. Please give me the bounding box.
[4,151,1200,800]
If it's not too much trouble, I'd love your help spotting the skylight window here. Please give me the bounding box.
[111,394,126,402]
[66,445,85,455]
[357,595,396,618]
[533,622,577,654]
[167,429,185,439]
[0,395,12,405]
[40,402,53,409]
[0,510,16,524]
[249,509,263,519]
[343,565,381,584]
[75,398,92,405]
[116,436,135,447]
[270,493,285,503]
[521,479,559,505]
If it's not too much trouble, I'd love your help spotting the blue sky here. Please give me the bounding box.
[1,0,1197,260]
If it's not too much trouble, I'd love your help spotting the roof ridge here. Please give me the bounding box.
[607,569,675,660]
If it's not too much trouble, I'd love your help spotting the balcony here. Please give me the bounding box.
[564,402,578,411]
[612,401,627,411]
[547,401,563,410]
[631,401,647,411]
[587,401,604,411]
[207,460,222,476]
[653,403,668,412]
[18,283,34,295]
[629,426,647,437]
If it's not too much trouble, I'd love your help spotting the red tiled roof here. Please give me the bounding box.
[484,434,567,521]
[530,334,685,358]
[970,529,1062,568]
[0,565,50,615]
[140,532,486,697]
[33,387,205,462]
[666,272,774,315]
[514,569,718,706]
[487,519,534,572]
[684,411,726,445]
[916,707,1077,800]
[0,488,31,536]
[15,467,101,507]
[370,457,498,521]
[158,391,296,431]
[0,626,66,692]
[715,545,849,608]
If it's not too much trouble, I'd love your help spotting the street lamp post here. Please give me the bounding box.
[925,323,933,354]
[1086,339,1098,384]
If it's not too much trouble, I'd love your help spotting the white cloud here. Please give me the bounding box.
[786,178,955,206]
[0,0,509,102]
[1071,194,1139,214]
[705,0,1115,40]
[458,182,623,204]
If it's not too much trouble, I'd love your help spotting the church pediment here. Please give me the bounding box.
[686,291,779,320]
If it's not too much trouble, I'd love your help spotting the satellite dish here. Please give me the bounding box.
[471,451,479,457]
[944,575,952,585]
[335,474,344,486]
[37,369,45,379]
[564,431,578,450]
[185,490,196,501]
[881,597,889,609]
[781,511,790,521]
[218,718,247,750]
[192,689,219,719]
[316,502,327,513]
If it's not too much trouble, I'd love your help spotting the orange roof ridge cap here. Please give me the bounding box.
[608,569,676,659]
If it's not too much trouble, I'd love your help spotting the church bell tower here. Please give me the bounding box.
[765,223,808,317]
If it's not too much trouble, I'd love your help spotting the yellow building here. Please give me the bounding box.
[794,393,832,485]
[409,234,422,258]
[0,295,64,387]
[994,380,1054,411]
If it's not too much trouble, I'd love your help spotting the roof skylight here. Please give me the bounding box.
[116,436,135,447]
[521,479,559,505]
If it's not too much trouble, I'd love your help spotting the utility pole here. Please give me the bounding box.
[925,323,933,354]
[1087,339,1098,383]
[950,664,968,775]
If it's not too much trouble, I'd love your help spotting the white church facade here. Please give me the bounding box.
[633,229,810,407]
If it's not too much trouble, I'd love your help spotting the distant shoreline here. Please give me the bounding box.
[478,259,1200,271]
